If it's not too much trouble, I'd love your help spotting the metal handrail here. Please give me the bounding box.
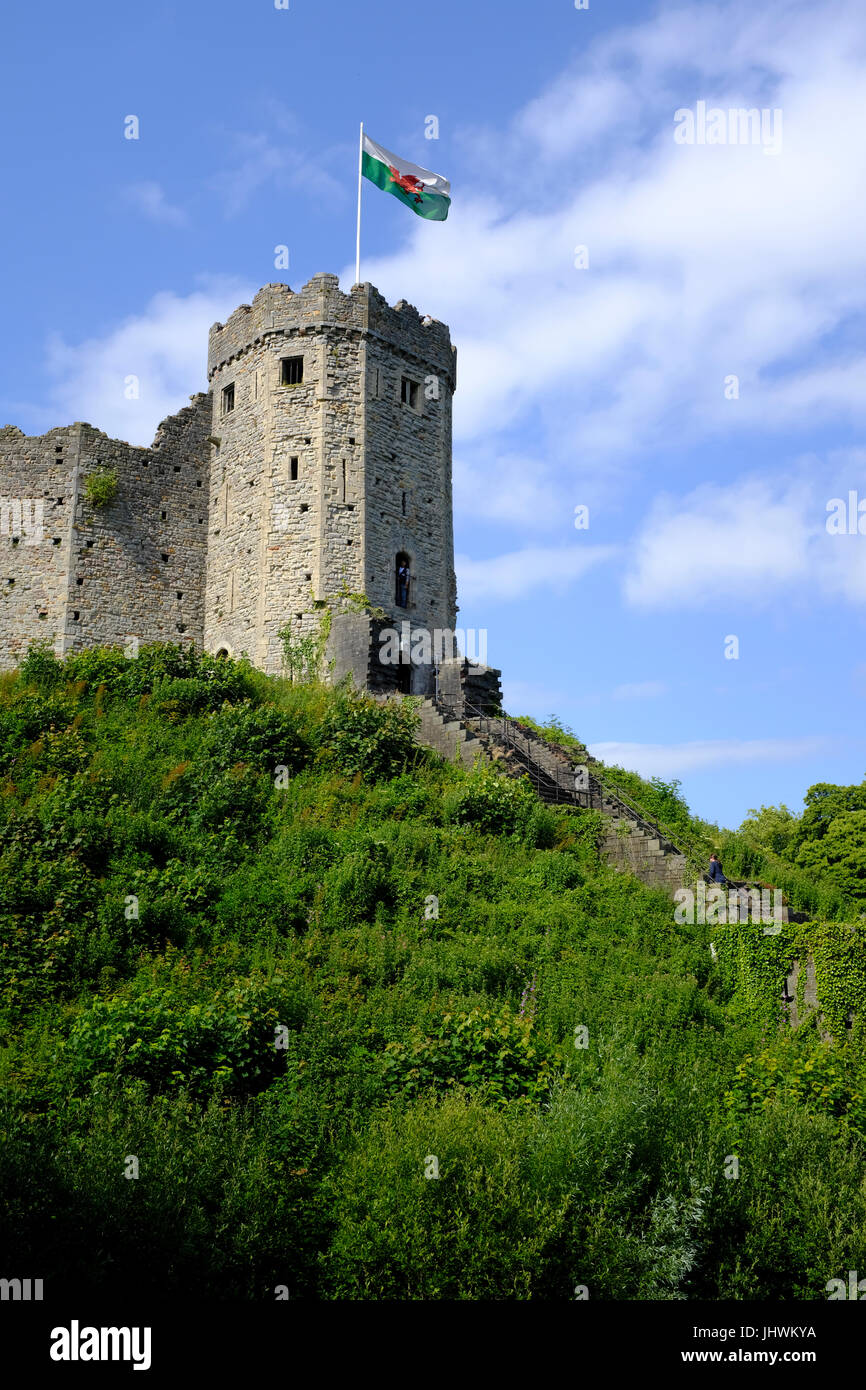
[430,695,777,894]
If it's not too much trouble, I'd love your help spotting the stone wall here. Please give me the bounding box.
[0,424,75,667]
[0,397,211,668]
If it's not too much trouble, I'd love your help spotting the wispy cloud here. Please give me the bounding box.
[623,460,866,610]
[456,543,616,602]
[589,736,831,777]
[43,277,255,446]
[122,181,189,228]
[207,103,344,217]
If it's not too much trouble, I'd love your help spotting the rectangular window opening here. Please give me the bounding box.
[281,356,304,386]
[290,457,299,481]
[222,383,235,413]
[400,377,419,409]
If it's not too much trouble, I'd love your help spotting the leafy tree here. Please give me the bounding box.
[796,809,866,901]
[796,780,866,849]
[738,802,800,858]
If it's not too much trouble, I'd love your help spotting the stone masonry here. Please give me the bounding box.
[0,274,484,694]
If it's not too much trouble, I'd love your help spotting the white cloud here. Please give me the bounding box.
[589,736,830,777]
[123,181,189,228]
[342,0,866,516]
[44,278,255,446]
[623,462,866,609]
[624,477,815,608]
[612,681,668,700]
[208,104,344,217]
[456,543,616,603]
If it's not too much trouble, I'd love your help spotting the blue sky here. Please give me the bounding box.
[3,0,866,829]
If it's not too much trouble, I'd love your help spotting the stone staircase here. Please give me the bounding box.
[412,697,806,914]
[413,698,691,893]
[415,698,484,769]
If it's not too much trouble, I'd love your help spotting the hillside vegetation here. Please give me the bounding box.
[1,644,865,1300]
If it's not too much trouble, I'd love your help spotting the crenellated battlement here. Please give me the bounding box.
[207,274,455,387]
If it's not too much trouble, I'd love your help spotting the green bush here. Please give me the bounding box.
[83,468,118,508]
[63,980,289,1097]
[382,1006,563,1105]
[443,763,536,836]
[317,688,419,781]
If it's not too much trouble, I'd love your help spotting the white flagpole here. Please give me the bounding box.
[355,121,364,286]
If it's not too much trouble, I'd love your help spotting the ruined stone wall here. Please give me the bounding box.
[0,396,211,668]
[0,425,77,667]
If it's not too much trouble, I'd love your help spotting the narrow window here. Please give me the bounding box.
[400,377,419,409]
[395,552,411,609]
[290,456,299,482]
[341,459,346,503]
[281,356,304,385]
[222,383,235,413]
[401,491,406,516]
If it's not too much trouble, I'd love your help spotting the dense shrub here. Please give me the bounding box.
[317,688,419,780]
[443,763,537,836]
[1,643,865,1301]
[63,975,300,1098]
[382,1007,563,1105]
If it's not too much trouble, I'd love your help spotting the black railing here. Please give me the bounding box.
[429,695,775,893]
[426,695,790,906]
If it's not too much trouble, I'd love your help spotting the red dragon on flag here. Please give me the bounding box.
[387,164,425,204]
[360,132,450,222]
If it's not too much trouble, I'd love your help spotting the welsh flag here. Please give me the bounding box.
[361,132,451,221]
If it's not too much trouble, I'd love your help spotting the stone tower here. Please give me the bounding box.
[0,274,500,705]
[205,274,458,689]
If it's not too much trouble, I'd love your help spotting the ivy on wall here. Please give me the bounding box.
[711,916,866,1145]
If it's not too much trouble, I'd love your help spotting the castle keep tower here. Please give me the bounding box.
[0,273,502,704]
[205,274,458,687]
